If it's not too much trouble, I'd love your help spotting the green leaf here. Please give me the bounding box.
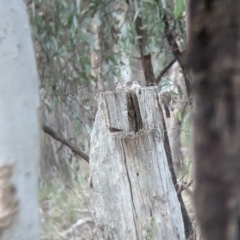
[44,102,52,114]
[142,0,155,3]
[160,77,172,88]
[85,125,92,135]
[177,110,182,122]
[75,121,82,133]
[72,110,79,119]
[174,0,185,19]
[133,10,139,22]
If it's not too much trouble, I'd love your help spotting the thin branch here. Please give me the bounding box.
[162,13,192,99]
[61,217,93,236]
[155,58,176,84]
[42,125,89,163]
[177,180,193,195]
[135,16,156,86]
[162,119,194,239]
[163,17,182,61]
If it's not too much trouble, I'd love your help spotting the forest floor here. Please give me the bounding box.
[39,175,96,240]
[38,154,195,240]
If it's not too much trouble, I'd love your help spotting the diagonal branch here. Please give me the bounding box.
[155,58,176,84]
[42,125,89,163]
[162,13,192,99]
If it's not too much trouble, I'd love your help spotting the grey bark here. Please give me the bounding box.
[165,62,189,176]
[90,87,185,240]
[0,1,40,239]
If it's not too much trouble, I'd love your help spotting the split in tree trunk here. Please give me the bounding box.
[90,87,186,239]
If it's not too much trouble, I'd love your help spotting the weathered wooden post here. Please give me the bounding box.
[90,87,185,239]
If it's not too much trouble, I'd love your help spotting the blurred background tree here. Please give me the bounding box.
[27,0,193,238]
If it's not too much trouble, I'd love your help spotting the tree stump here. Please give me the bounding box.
[90,87,185,240]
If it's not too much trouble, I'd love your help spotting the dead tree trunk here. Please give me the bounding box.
[90,87,185,239]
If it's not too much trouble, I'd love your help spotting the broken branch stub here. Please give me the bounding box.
[90,87,185,240]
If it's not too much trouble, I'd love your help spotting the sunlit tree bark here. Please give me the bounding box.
[0,1,40,239]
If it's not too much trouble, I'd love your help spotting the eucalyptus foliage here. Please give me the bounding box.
[30,0,186,92]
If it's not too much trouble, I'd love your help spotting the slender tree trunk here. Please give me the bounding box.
[0,1,40,239]
[187,1,240,239]
[91,17,104,92]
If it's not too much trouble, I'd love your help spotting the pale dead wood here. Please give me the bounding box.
[90,87,185,240]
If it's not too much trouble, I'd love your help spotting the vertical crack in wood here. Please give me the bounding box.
[162,118,193,238]
[121,138,140,240]
[91,89,186,239]
[127,91,143,133]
